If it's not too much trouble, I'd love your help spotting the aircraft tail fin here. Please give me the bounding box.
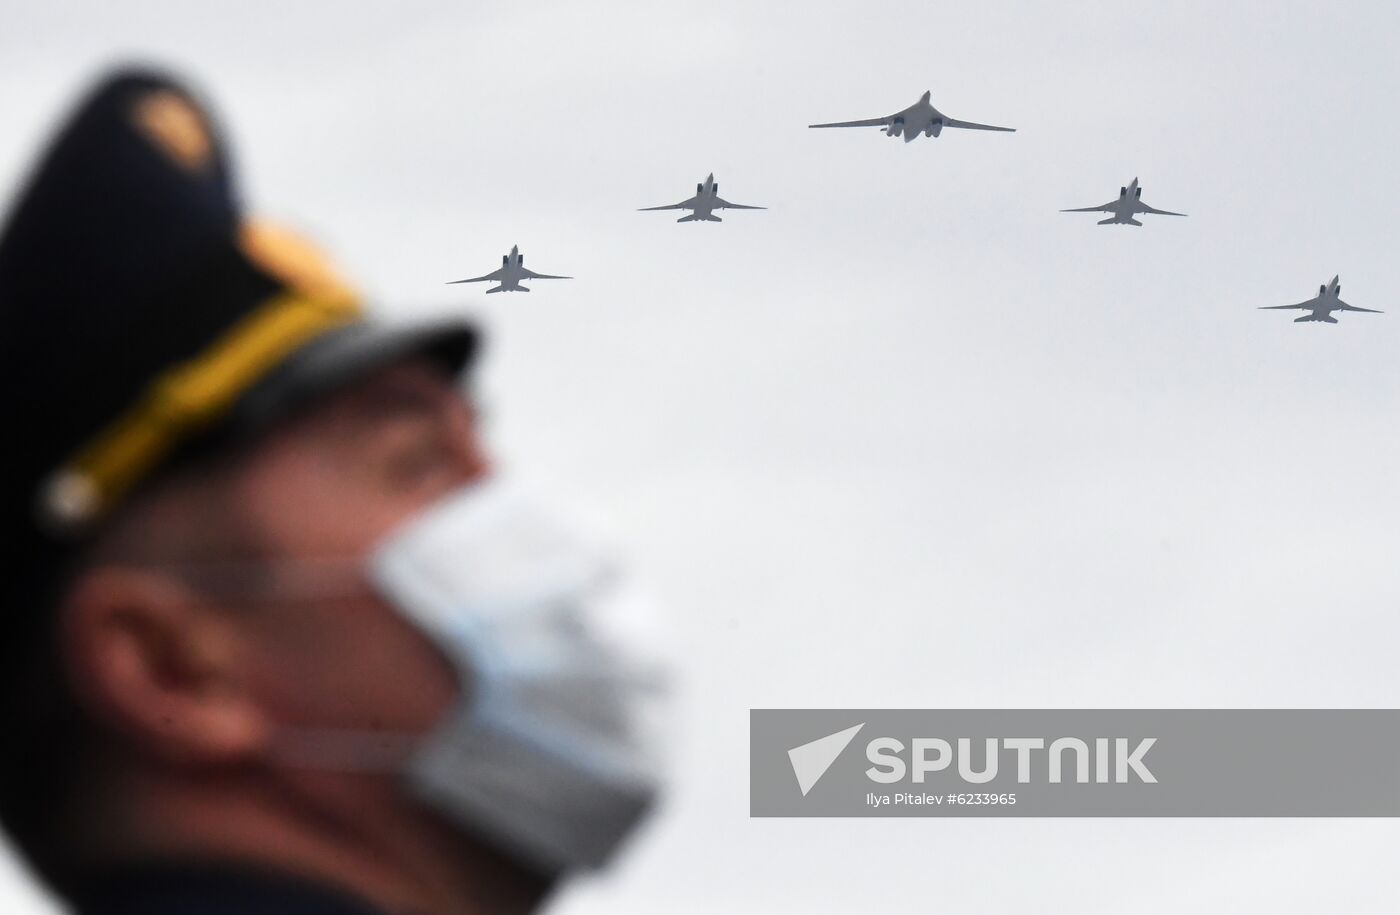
[1294,313,1336,323]
[1097,216,1118,225]
[678,214,721,223]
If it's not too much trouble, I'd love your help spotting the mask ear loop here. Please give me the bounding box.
[124,558,437,773]
[162,556,372,605]
[267,728,424,772]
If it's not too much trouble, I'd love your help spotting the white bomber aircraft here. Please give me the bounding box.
[638,173,765,223]
[807,90,1015,143]
[446,245,570,294]
[1259,276,1381,324]
[1060,178,1186,226]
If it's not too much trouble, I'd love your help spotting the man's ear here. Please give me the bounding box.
[59,566,271,765]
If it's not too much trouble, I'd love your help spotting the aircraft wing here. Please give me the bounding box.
[715,197,765,210]
[1060,201,1117,213]
[446,268,504,284]
[639,195,700,211]
[1334,299,1382,313]
[941,117,1015,132]
[1135,202,1187,217]
[808,116,890,129]
[1259,297,1320,311]
[519,268,571,280]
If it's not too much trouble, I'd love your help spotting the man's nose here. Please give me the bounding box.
[444,397,492,484]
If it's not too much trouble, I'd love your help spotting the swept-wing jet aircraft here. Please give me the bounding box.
[446,245,570,293]
[1061,178,1186,225]
[807,90,1014,143]
[638,173,765,222]
[1259,276,1381,323]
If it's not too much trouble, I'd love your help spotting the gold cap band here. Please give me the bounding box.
[39,288,360,532]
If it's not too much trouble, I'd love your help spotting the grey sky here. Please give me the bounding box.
[3,1,1400,911]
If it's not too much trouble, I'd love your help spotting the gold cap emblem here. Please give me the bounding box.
[132,90,212,172]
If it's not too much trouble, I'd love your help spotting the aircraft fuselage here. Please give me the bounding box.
[1100,180,1142,224]
[491,246,529,290]
[886,98,945,142]
[1299,279,1344,321]
[686,177,722,221]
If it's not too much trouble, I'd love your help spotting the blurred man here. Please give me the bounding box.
[0,69,664,915]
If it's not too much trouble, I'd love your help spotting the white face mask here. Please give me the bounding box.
[273,479,671,874]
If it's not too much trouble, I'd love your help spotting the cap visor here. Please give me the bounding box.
[226,315,479,435]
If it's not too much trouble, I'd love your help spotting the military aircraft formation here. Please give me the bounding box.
[446,88,1382,323]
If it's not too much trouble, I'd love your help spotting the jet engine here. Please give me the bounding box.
[1119,186,1127,197]
[1135,187,1142,197]
[713,183,719,195]
[1320,284,1327,296]
[1336,284,1341,296]
[886,117,905,138]
[925,120,943,137]
[696,183,703,195]
[519,255,524,266]
[502,255,508,265]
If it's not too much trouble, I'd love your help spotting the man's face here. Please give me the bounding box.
[222,357,491,746]
[60,355,555,905]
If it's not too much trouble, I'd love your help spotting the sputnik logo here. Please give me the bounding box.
[787,723,865,796]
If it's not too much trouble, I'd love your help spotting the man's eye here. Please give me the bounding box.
[383,441,452,489]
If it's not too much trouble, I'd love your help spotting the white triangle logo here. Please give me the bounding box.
[787,723,865,796]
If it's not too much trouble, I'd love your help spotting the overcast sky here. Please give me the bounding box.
[4,1,1400,912]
